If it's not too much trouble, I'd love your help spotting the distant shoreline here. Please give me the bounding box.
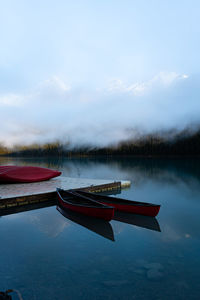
[1,154,200,159]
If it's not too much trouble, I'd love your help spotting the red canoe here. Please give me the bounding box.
[73,190,160,217]
[56,188,114,221]
[0,165,61,183]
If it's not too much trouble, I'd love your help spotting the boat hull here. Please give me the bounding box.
[57,189,114,221]
[0,166,61,183]
[74,191,160,217]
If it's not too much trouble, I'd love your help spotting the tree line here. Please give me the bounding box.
[1,129,200,157]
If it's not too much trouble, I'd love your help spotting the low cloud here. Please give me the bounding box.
[0,72,199,148]
[108,72,189,95]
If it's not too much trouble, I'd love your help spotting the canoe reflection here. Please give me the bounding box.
[113,211,161,232]
[56,206,115,241]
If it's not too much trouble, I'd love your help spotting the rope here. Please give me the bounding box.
[0,289,24,300]
[12,290,23,300]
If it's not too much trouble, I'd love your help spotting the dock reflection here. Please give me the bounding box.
[0,201,55,217]
[56,205,115,241]
[113,211,161,232]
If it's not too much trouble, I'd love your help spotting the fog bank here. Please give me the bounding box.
[1,72,200,148]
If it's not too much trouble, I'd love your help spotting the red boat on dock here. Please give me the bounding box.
[56,188,114,221]
[73,190,160,217]
[0,166,61,183]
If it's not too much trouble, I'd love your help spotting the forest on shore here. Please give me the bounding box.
[1,128,200,157]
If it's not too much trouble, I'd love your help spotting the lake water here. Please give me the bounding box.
[0,157,200,300]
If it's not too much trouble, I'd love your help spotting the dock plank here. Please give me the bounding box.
[0,176,130,199]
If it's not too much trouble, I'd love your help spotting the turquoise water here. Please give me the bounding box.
[0,157,200,300]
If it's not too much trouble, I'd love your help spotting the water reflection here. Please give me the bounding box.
[113,211,161,232]
[57,205,115,241]
[57,205,161,242]
[0,201,54,217]
[29,208,70,237]
[2,156,200,190]
[1,157,200,299]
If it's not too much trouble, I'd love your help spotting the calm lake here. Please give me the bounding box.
[0,157,200,300]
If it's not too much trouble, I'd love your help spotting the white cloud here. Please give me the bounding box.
[0,94,24,106]
[108,71,189,95]
[41,76,71,92]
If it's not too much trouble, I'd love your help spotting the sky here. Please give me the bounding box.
[0,0,200,147]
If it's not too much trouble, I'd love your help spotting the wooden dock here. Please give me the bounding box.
[0,177,131,214]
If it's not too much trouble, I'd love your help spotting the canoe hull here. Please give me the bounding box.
[57,189,114,221]
[74,191,160,217]
[0,166,61,183]
[102,202,160,217]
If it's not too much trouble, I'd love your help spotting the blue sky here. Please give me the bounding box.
[0,0,200,146]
